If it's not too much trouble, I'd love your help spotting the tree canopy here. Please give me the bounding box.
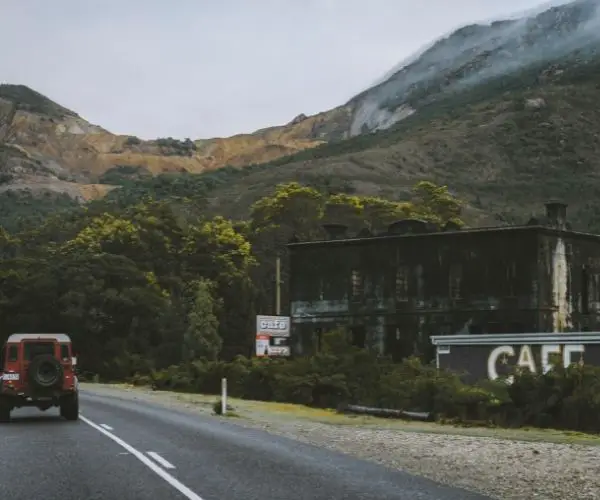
[0,178,463,379]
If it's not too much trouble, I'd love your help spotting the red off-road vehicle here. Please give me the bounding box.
[0,333,79,422]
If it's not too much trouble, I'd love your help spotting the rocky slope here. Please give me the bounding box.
[1,0,600,213]
[0,85,353,200]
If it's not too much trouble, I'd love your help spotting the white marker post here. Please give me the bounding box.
[221,377,227,416]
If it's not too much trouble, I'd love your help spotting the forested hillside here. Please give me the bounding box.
[0,180,461,377]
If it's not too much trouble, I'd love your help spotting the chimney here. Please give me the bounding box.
[545,201,568,229]
[322,223,348,240]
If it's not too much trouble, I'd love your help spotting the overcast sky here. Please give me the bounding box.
[1,0,570,140]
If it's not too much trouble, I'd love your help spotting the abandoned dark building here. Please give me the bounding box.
[287,202,600,361]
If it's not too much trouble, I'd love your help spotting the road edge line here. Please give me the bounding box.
[80,415,204,500]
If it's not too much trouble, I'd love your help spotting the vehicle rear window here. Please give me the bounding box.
[8,346,17,362]
[24,342,55,361]
[60,344,69,361]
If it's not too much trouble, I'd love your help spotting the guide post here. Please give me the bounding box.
[221,377,227,415]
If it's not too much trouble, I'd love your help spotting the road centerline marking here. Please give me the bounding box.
[80,415,203,500]
[100,424,114,431]
[147,451,176,469]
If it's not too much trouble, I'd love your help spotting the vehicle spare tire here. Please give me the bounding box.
[28,354,63,389]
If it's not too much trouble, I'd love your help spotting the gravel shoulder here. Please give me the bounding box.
[81,382,600,500]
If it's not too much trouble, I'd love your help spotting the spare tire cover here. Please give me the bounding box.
[28,354,63,389]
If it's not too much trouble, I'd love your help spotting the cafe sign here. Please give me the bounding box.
[486,343,584,383]
[256,315,290,337]
[431,332,600,385]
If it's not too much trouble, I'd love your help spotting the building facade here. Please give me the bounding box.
[287,202,600,361]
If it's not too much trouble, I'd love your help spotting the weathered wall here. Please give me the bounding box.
[540,232,600,332]
[289,227,543,360]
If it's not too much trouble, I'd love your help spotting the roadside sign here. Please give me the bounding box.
[431,332,600,384]
[255,335,270,357]
[268,346,290,356]
[256,315,290,337]
[255,315,291,357]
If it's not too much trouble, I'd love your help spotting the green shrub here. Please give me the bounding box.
[130,373,153,387]
[124,136,142,146]
[144,344,600,433]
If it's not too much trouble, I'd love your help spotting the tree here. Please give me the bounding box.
[182,216,255,283]
[183,278,221,362]
[181,216,256,359]
[359,197,415,232]
[411,181,464,226]
[249,182,324,239]
[54,252,173,378]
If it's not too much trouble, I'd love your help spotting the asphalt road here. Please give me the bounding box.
[0,389,491,500]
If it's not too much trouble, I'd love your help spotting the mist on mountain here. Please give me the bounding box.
[349,0,600,136]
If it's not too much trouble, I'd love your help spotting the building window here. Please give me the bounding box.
[588,270,600,311]
[449,264,462,300]
[582,265,590,314]
[395,265,409,301]
[351,326,366,348]
[351,270,362,298]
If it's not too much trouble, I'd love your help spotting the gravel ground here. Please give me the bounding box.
[82,383,600,500]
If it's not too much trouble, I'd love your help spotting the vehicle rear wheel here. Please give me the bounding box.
[60,393,79,421]
[28,354,63,390]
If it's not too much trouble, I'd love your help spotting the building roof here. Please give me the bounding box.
[7,333,71,343]
[431,332,600,345]
[287,224,600,249]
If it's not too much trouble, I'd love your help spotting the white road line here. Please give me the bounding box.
[147,451,176,469]
[100,424,113,431]
[80,415,204,500]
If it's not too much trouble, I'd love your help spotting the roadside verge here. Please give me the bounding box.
[80,382,600,500]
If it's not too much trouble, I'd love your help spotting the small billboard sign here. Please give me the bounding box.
[255,335,270,357]
[255,315,291,357]
[268,346,291,356]
[256,315,290,337]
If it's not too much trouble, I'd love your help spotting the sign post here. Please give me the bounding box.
[221,377,227,416]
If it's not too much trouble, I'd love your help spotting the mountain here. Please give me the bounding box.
[0,84,353,201]
[346,0,600,135]
[2,0,600,228]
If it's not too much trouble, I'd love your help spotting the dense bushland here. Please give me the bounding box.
[134,330,600,434]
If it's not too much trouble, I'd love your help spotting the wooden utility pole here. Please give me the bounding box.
[275,256,281,316]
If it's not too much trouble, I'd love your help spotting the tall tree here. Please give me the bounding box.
[411,181,464,226]
[183,278,221,362]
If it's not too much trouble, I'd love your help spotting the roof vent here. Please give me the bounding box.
[544,201,568,230]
